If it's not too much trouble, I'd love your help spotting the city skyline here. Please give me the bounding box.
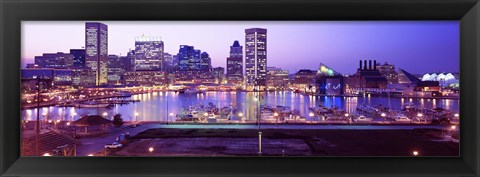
[22,21,459,74]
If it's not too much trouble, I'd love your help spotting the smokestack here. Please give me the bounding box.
[363,60,367,70]
[369,60,372,70]
[374,60,377,70]
[359,60,362,70]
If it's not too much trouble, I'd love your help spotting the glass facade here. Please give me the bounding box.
[85,22,108,86]
[245,28,267,90]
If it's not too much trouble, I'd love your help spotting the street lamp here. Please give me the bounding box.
[451,125,456,131]
[148,147,154,152]
[169,113,174,123]
[381,113,387,121]
[413,151,419,156]
[43,153,51,156]
[72,112,77,121]
[274,112,279,124]
[134,112,139,123]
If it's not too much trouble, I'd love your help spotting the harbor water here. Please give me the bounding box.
[21,91,459,122]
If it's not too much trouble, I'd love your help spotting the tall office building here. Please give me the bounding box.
[70,49,86,67]
[85,22,108,86]
[226,40,243,85]
[178,45,195,70]
[177,45,205,71]
[245,28,267,90]
[134,35,164,71]
[200,52,212,70]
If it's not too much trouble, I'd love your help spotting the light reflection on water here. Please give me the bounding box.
[21,91,459,122]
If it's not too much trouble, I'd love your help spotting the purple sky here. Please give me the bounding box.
[21,21,459,74]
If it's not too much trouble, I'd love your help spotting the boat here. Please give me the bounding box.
[354,115,373,122]
[394,115,412,122]
[117,91,133,97]
[75,101,112,108]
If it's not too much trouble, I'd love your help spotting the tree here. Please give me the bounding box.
[113,114,124,127]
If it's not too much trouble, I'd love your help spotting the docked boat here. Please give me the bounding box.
[117,91,133,97]
[75,101,112,108]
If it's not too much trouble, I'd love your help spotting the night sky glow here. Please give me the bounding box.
[22,21,459,74]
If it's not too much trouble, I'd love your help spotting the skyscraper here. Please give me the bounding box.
[178,45,195,71]
[70,49,86,67]
[245,28,267,90]
[177,45,205,71]
[85,22,108,86]
[134,35,164,71]
[226,40,243,85]
[200,52,212,70]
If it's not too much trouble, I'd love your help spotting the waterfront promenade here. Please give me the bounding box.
[74,122,458,156]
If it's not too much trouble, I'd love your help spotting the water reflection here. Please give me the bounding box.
[21,91,459,122]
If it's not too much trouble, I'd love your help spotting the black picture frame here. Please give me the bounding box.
[1,0,479,176]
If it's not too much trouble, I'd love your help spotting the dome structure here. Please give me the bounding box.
[421,72,459,87]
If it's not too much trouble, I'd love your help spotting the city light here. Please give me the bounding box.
[204,112,209,117]
[43,153,51,156]
[88,154,94,156]
[309,112,315,117]
[344,113,349,117]
[451,125,456,130]
[169,113,174,116]
[66,122,71,126]
[413,151,419,156]
[148,147,154,152]
[135,112,139,116]
[102,112,108,117]
[381,113,386,117]
[273,112,279,117]
[48,120,52,123]
[454,113,459,117]
[238,112,243,117]
[56,119,61,123]
[42,112,47,116]
[417,113,423,117]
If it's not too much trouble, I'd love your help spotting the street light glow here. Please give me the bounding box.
[43,153,51,156]
[417,113,423,117]
[88,154,94,156]
[454,113,459,117]
[238,112,243,117]
[204,112,209,117]
[309,112,315,117]
[273,112,279,117]
[413,151,419,156]
[344,113,349,117]
[102,112,108,117]
[135,112,139,116]
[381,113,386,117]
[148,147,154,152]
[169,113,174,116]
[451,125,456,130]
[66,122,71,126]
